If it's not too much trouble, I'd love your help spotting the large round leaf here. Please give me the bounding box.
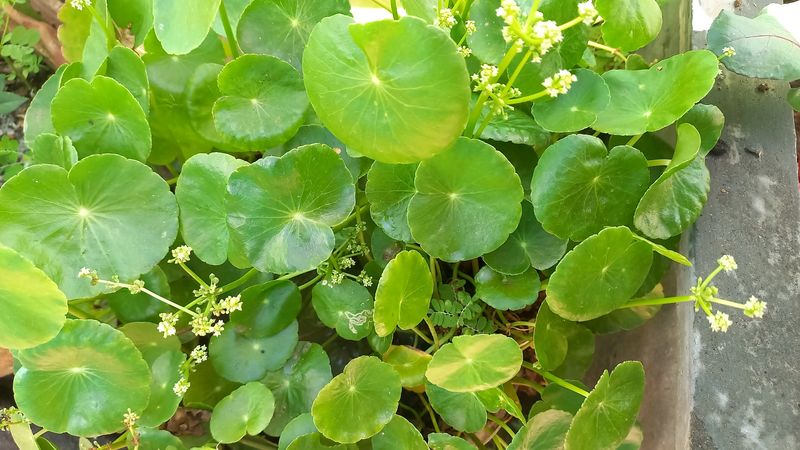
[531,135,649,241]
[426,334,522,392]
[213,54,309,149]
[176,153,247,265]
[311,279,374,341]
[231,280,301,338]
[13,320,151,436]
[303,15,470,163]
[237,0,351,69]
[153,0,222,55]
[507,409,572,450]
[0,245,67,349]
[592,50,720,136]
[534,303,594,378]
[107,265,172,323]
[373,250,433,336]
[0,154,178,299]
[365,162,418,242]
[475,266,540,311]
[408,138,523,261]
[226,144,355,273]
[311,356,402,444]
[210,321,299,383]
[210,382,276,444]
[532,69,610,133]
[483,201,567,275]
[595,0,662,52]
[382,345,431,390]
[262,342,333,436]
[51,76,151,161]
[425,382,487,433]
[565,361,645,450]
[371,415,427,450]
[546,227,652,321]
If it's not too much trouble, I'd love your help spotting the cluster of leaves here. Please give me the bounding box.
[0,0,774,449]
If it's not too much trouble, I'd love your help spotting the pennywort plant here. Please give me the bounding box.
[0,0,773,449]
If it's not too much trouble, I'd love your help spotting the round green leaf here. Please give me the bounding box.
[311,279,374,341]
[183,359,239,409]
[546,227,653,321]
[131,428,186,450]
[176,152,247,265]
[303,15,470,163]
[51,76,151,161]
[0,245,67,349]
[408,138,523,261]
[210,382,276,444]
[186,63,234,149]
[373,250,433,336]
[382,345,431,389]
[595,0,662,52]
[231,280,302,338]
[507,409,572,450]
[104,46,150,114]
[213,54,309,149]
[107,265,171,323]
[425,381,487,433]
[428,433,476,450]
[365,162,418,242]
[426,334,522,392]
[13,319,151,436]
[0,154,178,299]
[660,123,702,179]
[483,201,567,275]
[565,361,645,450]
[24,63,65,147]
[592,50,720,136]
[677,104,724,157]
[137,348,184,427]
[227,144,355,273]
[532,69,610,132]
[262,342,333,436]
[29,133,77,169]
[153,0,222,55]
[210,321,299,383]
[311,355,402,444]
[107,0,153,46]
[534,302,594,379]
[371,415,427,450]
[237,0,351,70]
[279,413,317,450]
[467,0,525,64]
[281,124,365,181]
[708,4,800,81]
[475,266,540,311]
[633,156,710,240]
[531,135,650,241]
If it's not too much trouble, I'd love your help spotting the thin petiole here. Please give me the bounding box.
[523,361,590,397]
[588,40,628,62]
[647,159,671,167]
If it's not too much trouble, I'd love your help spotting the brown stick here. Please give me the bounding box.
[3,5,66,68]
[0,348,12,378]
[29,0,63,28]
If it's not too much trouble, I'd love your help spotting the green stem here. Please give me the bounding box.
[523,362,590,397]
[218,268,259,294]
[423,316,440,351]
[332,204,370,232]
[87,4,115,48]
[411,326,434,345]
[588,40,627,62]
[558,16,584,31]
[647,158,671,167]
[218,0,240,58]
[508,321,536,328]
[488,414,516,438]
[465,45,521,136]
[459,272,476,286]
[368,0,392,12]
[68,305,91,319]
[709,297,747,310]
[626,134,643,146]
[417,393,441,433]
[700,266,724,289]
[141,287,199,316]
[178,262,209,288]
[511,376,544,393]
[620,295,694,308]
[354,206,373,261]
[276,270,307,281]
[390,0,400,19]
[321,332,338,349]
[298,273,324,290]
[507,89,549,105]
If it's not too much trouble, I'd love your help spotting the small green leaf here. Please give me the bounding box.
[104,46,150,114]
[677,104,724,157]
[311,356,402,444]
[153,0,222,55]
[479,104,551,148]
[230,280,302,338]
[546,227,653,321]
[425,381,487,433]
[29,134,77,169]
[14,320,151,437]
[130,428,185,450]
[213,54,309,149]
[475,266,541,311]
[565,361,645,450]
[409,137,523,261]
[426,334,522,392]
[532,69,610,132]
[23,67,65,146]
[0,245,67,349]
[507,409,572,450]
[531,135,650,241]
[226,144,355,273]
[0,90,25,115]
[311,279,374,341]
[533,303,594,377]
[382,345,431,389]
[210,321,299,383]
[51,76,151,161]
[278,413,317,450]
[371,415,427,450]
[595,0,662,52]
[210,382,276,444]
[366,162,418,242]
[303,15,470,163]
[374,250,433,336]
[428,433,477,450]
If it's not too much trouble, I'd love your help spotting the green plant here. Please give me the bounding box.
[0,0,769,449]
[0,0,43,84]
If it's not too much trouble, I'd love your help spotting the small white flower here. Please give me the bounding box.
[128,279,145,294]
[496,0,521,24]
[357,270,373,288]
[707,310,732,332]
[169,245,193,264]
[532,20,563,55]
[210,320,225,337]
[472,64,500,91]
[457,46,473,58]
[219,295,242,314]
[122,408,139,428]
[70,0,91,10]
[465,20,477,35]
[339,257,356,269]
[722,46,736,58]
[434,8,457,29]
[577,1,600,25]
[189,345,208,365]
[744,296,767,319]
[717,255,737,272]
[542,70,577,97]
[172,377,190,396]
[78,267,92,278]
[157,313,179,338]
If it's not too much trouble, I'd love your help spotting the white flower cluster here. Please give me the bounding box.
[357,270,373,288]
[458,46,473,58]
[78,267,100,285]
[321,270,346,288]
[577,1,601,25]
[496,0,521,24]
[169,245,193,264]
[189,345,208,365]
[128,279,145,294]
[718,254,737,272]
[542,70,578,97]
[157,312,179,338]
[70,0,92,10]
[122,408,138,428]
[173,377,190,396]
[212,295,242,316]
[471,64,499,92]
[193,274,221,299]
[707,311,732,333]
[744,296,767,319]
[496,1,563,62]
[434,8,457,29]
[190,315,224,337]
[722,46,736,58]
[465,20,477,35]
